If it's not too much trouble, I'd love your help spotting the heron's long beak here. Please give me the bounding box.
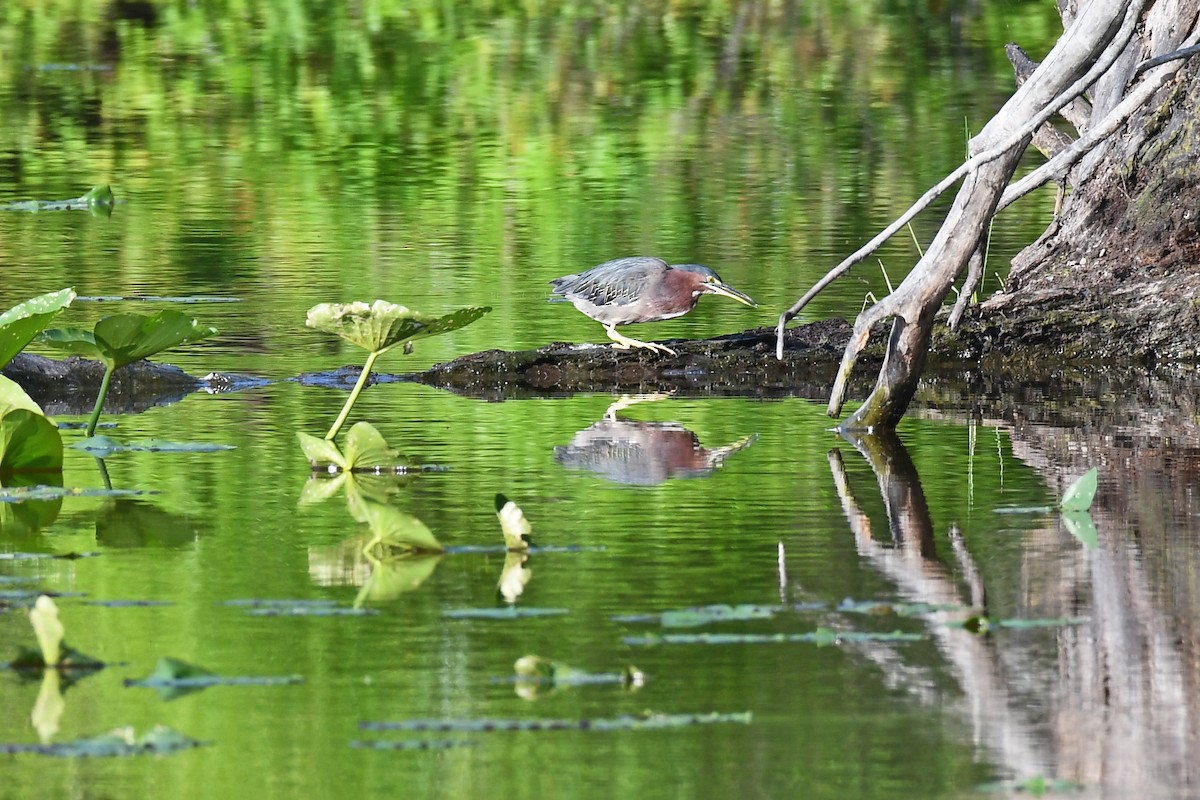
[704,281,758,307]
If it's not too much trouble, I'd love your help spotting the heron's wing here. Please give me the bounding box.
[550,257,669,307]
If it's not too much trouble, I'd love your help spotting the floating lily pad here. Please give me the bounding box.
[512,655,644,695]
[0,288,76,369]
[71,436,235,456]
[349,739,478,751]
[837,599,969,617]
[976,776,1086,794]
[660,604,778,628]
[77,295,240,304]
[624,629,924,646]
[0,185,115,215]
[220,598,339,608]
[124,657,304,700]
[84,599,173,608]
[961,616,1088,634]
[0,486,152,503]
[443,607,569,620]
[360,711,751,733]
[0,726,206,757]
[244,605,377,617]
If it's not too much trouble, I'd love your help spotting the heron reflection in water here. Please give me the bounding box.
[554,394,756,485]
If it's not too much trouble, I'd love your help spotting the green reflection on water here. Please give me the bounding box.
[0,3,1065,799]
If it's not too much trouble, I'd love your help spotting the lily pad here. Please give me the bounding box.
[349,739,478,751]
[0,726,206,757]
[660,604,778,628]
[961,616,1088,634]
[1060,467,1098,512]
[124,657,304,700]
[244,605,377,617]
[0,409,63,474]
[305,301,490,355]
[512,655,644,695]
[0,288,76,368]
[359,711,751,733]
[69,437,234,457]
[443,607,569,620]
[297,423,411,473]
[39,312,216,367]
[623,629,924,646]
[0,486,154,503]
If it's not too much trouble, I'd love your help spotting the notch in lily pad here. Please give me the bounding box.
[305,301,490,441]
[39,310,217,438]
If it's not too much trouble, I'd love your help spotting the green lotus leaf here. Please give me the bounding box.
[35,327,101,359]
[305,300,490,355]
[1060,467,1098,512]
[0,288,76,368]
[83,184,114,207]
[297,431,346,470]
[92,311,217,369]
[0,408,64,473]
[0,375,46,416]
[343,422,404,470]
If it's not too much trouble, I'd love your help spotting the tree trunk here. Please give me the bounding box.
[976,6,1200,360]
[780,0,1200,428]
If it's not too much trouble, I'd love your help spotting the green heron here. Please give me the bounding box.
[548,256,757,356]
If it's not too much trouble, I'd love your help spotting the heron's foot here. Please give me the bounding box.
[605,326,677,356]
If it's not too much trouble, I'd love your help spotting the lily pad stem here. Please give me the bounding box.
[325,350,381,441]
[86,365,115,438]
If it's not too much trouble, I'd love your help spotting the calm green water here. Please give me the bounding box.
[5,4,1197,799]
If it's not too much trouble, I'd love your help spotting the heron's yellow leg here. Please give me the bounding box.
[603,324,676,356]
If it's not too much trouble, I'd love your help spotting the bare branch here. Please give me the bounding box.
[998,25,1200,213]
[775,0,1146,362]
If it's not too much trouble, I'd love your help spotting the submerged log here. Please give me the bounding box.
[398,321,881,400]
[3,352,201,417]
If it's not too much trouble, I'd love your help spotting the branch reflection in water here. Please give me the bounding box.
[830,428,1050,784]
[829,424,1200,797]
[554,394,756,486]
